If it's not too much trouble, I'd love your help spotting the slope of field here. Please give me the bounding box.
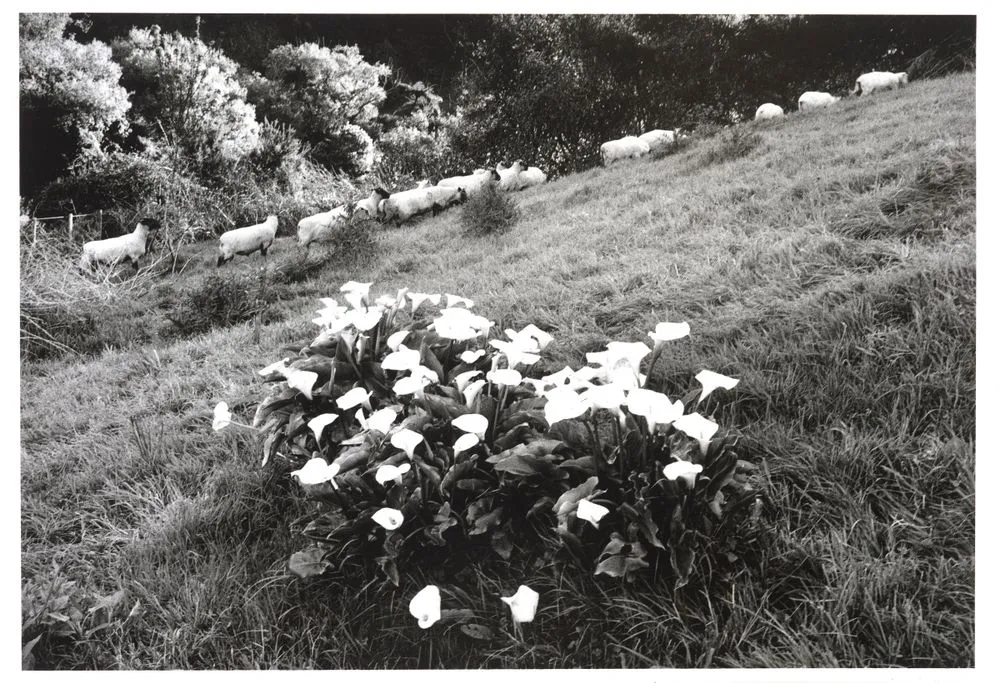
[20,73,975,669]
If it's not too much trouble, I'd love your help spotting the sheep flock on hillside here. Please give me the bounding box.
[76,68,911,270]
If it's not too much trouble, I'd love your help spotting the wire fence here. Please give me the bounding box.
[21,210,104,248]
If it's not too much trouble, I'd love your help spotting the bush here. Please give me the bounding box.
[696,127,762,167]
[164,269,277,338]
[460,184,521,237]
[219,281,760,622]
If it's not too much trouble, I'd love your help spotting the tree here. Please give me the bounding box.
[247,42,390,174]
[19,13,131,197]
[112,25,259,179]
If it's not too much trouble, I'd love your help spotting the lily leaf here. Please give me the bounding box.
[460,624,496,641]
[288,547,330,578]
[594,553,650,579]
[552,476,599,525]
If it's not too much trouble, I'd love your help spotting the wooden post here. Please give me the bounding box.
[98,209,103,238]
[32,219,38,247]
[68,213,74,239]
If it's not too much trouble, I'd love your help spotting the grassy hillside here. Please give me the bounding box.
[20,73,975,669]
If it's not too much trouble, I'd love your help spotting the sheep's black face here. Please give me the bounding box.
[375,188,390,199]
[139,217,162,231]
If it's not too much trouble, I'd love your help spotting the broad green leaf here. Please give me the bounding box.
[376,555,400,586]
[670,544,695,589]
[557,457,597,475]
[419,340,447,383]
[288,547,330,578]
[597,533,627,560]
[552,476,599,524]
[331,445,370,472]
[490,526,513,560]
[460,624,496,641]
[498,410,549,434]
[620,502,665,550]
[87,589,127,615]
[594,553,649,578]
[470,508,503,536]
[440,459,478,494]
[492,422,535,451]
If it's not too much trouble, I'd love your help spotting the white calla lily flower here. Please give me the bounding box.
[459,348,486,364]
[510,323,554,350]
[462,379,487,408]
[291,458,341,486]
[452,413,489,439]
[648,321,691,346]
[489,339,541,367]
[336,387,373,411]
[662,460,704,488]
[258,358,290,377]
[286,369,319,400]
[393,375,429,397]
[672,412,720,454]
[382,347,422,372]
[445,293,474,308]
[543,386,590,425]
[500,585,539,623]
[361,407,398,434]
[453,432,480,455]
[407,292,440,314]
[576,499,610,528]
[307,413,338,443]
[487,368,523,387]
[390,428,424,459]
[372,507,404,530]
[375,462,412,486]
[212,402,232,431]
[385,330,410,351]
[409,585,441,629]
[626,388,684,431]
[454,370,483,393]
[347,307,383,332]
[340,280,373,299]
[695,369,740,404]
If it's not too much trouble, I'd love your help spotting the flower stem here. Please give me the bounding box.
[584,418,603,475]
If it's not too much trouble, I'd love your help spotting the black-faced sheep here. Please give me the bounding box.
[217,215,279,266]
[79,218,160,272]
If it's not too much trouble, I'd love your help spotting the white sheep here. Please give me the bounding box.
[422,185,467,213]
[638,129,679,151]
[600,136,651,166]
[217,215,279,266]
[797,91,841,111]
[517,165,547,190]
[437,168,501,198]
[79,218,160,272]
[853,71,909,96]
[497,160,527,192]
[350,188,390,222]
[297,205,352,249]
[755,103,784,120]
[380,186,441,226]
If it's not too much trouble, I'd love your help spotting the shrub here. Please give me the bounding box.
[217,282,759,627]
[460,184,521,237]
[696,127,762,167]
[164,269,277,338]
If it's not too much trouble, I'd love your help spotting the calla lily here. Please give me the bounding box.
[343,290,365,311]
[662,460,703,488]
[407,292,440,314]
[452,413,489,439]
[576,499,610,528]
[372,507,404,530]
[409,585,441,629]
[385,330,410,351]
[648,321,691,347]
[410,365,440,386]
[500,585,539,623]
[460,349,486,364]
[390,428,424,459]
[212,402,232,431]
[453,432,480,455]
[393,375,430,397]
[358,407,398,434]
[433,317,480,341]
[671,412,719,454]
[336,387,373,411]
[445,293,474,308]
[286,369,319,400]
[574,366,602,383]
[382,346,422,372]
[542,366,591,391]
[291,458,341,486]
[375,462,412,485]
[605,341,651,388]
[489,339,541,368]
[509,323,554,350]
[340,280,373,299]
[258,358,290,377]
[522,377,551,396]
[487,368,523,387]
[307,413,338,443]
[543,386,590,425]
[462,379,487,408]
[626,388,685,431]
[347,307,383,332]
[454,370,483,393]
[695,369,740,404]
[374,294,397,307]
[583,384,626,413]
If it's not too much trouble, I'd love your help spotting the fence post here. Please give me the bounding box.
[32,219,38,247]
[98,209,103,238]
[68,213,74,239]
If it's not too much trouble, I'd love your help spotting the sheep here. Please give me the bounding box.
[755,103,784,120]
[600,136,651,166]
[438,168,501,198]
[79,218,160,272]
[380,186,442,226]
[853,71,909,96]
[797,91,841,111]
[517,165,547,190]
[351,188,390,222]
[497,160,527,192]
[638,129,680,151]
[297,204,352,249]
[422,185,468,214]
[217,215,279,266]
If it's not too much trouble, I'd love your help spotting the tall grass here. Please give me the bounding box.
[21,73,975,669]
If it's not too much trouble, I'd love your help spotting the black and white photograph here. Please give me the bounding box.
[16,3,985,673]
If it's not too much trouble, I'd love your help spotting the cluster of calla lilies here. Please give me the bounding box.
[215,279,742,629]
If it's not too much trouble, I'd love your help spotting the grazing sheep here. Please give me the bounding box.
[351,188,390,222]
[423,185,468,214]
[416,179,432,188]
[380,186,441,226]
[297,204,352,249]
[498,160,527,192]
[517,165,547,190]
[853,71,909,96]
[755,103,784,120]
[217,215,279,266]
[638,129,679,151]
[79,218,160,272]
[797,91,841,111]
[438,168,501,198]
[600,136,651,166]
